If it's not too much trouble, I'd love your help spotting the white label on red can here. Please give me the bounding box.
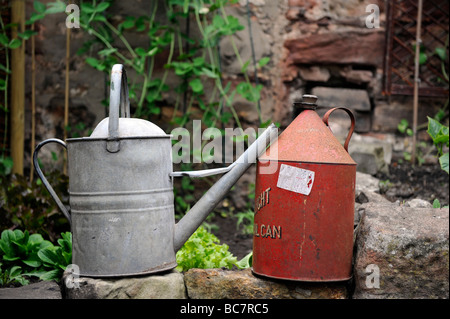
[276,164,315,196]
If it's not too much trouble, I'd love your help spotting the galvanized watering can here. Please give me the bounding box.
[34,64,277,277]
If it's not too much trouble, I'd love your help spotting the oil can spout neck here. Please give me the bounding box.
[294,94,318,112]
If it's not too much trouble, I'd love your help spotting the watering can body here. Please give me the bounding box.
[34,65,277,277]
[252,95,357,282]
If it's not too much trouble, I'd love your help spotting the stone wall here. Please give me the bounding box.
[25,0,447,171]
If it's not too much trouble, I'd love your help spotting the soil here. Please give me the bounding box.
[212,160,449,261]
[376,160,449,207]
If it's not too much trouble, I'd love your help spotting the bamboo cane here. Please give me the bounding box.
[10,0,25,175]
[30,23,36,181]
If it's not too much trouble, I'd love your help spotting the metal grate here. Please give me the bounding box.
[383,0,449,97]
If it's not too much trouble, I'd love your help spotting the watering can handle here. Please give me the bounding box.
[322,107,355,152]
[107,64,130,152]
[33,138,71,227]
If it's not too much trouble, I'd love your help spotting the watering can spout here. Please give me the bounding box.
[173,123,278,251]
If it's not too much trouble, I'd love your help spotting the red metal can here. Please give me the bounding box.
[252,95,356,281]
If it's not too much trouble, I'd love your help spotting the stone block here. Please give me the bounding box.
[0,280,62,299]
[354,203,449,299]
[298,66,330,82]
[312,87,371,112]
[63,270,187,299]
[184,268,348,299]
[284,30,385,67]
[348,134,392,175]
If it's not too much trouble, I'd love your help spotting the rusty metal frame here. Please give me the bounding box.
[383,0,449,97]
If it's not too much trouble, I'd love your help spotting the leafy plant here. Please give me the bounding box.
[432,198,449,209]
[0,229,52,268]
[427,116,449,174]
[37,231,72,280]
[398,119,413,136]
[0,173,70,241]
[235,209,254,236]
[0,229,72,286]
[61,0,269,131]
[0,264,29,286]
[175,225,237,272]
[235,251,252,269]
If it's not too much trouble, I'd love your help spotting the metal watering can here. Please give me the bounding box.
[252,94,356,282]
[34,64,277,277]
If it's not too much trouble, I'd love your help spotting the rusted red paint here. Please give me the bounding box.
[252,97,357,282]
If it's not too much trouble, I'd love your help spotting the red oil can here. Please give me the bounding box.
[252,95,356,281]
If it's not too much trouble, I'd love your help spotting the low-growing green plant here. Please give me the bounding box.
[0,263,29,286]
[427,116,449,174]
[0,229,72,286]
[175,225,237,272]
[432,198,449,209]
[37,231,72,281]
[0,173,70,241]
[235,209,254,236]
[235,251,252,269]
[398,119,413,136]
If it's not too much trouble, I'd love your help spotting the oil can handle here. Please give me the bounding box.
[107,64,130,152]
[322,107,355,152]
[33,138,71,227]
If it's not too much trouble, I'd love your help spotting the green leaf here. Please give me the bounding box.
[95,2,110,12]
[0,34,9,46]
[98,48,118,57]
[80,2,96,14]
[241,60,250,73]
[147,47,159,56]
[427,117,442,141]
[23,255,42,268]
[45,1,67,14]
[189,78,204,93]
[39,269,61,281]
[3,255,20,262]
[201,67,219,79]
[439,152,449,174]
[435,47,447,61]
[0,230,16,257]
[235,251,253,269]
[120,17,135,30]
[432,198,441,208]
[27,12,45,25]
[34,1,47,14]
[419,52,427,65]
[8,38,22,49]
[18,30,38,40]
[8,266,22,278]
[258,57,270,67]
[37,247,61,267]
